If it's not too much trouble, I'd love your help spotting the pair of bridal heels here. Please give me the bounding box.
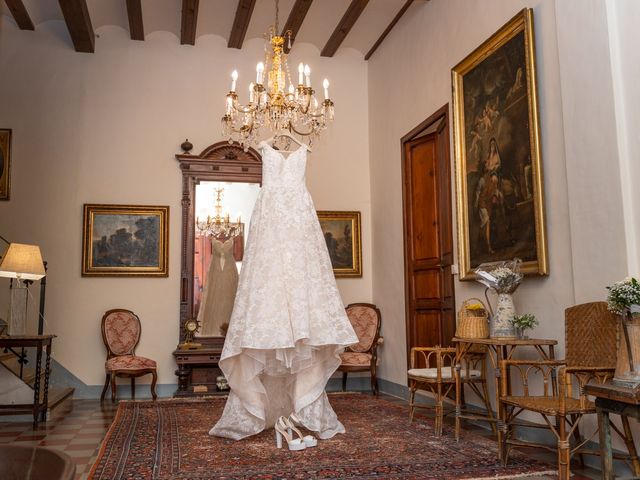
[274,415,317,451]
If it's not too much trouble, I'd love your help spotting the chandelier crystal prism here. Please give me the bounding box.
[221,0,335,148]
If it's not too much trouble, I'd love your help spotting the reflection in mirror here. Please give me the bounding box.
[194,181,260,337]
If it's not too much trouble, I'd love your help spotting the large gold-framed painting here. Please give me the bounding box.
[317,211,362,278]
[0,129,11,200]
[452,8,547,280]
[82,204,169,276]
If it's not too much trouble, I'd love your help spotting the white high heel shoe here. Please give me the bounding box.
[275,416,306,451]
[285,414,318,448]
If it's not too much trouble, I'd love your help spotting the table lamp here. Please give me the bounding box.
[0,243,46,335]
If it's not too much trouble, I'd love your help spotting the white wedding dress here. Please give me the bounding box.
[209,142,358,440]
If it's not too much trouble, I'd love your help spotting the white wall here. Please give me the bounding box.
[555,0,627,303]
[368,0,575,388]
[606,0,640,277]
[368,0,637,454]
[0,18,372,387]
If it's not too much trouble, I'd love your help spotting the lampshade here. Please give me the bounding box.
[0,243,46,280]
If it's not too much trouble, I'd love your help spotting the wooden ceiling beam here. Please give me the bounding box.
[58,0,95,53]
[321,0,369,57]
[180,0,199,45]
[4,0,34,30]
[281,0,313,53]
[126,0,144,41]
[365,0,413,61]
[228,0,256,49]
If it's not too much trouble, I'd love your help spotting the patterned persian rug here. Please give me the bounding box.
[89,393,555,479]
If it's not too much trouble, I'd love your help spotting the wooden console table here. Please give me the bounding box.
[173,347,228,397]
[0,335,55,426]
[453,337,557,461]
[585,382,640,479]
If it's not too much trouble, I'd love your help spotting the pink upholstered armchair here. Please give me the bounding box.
[338,303,383,395]
[100,309,157,402]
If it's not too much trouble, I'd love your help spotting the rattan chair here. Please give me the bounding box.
[498,301,639,480]
[408,345,493,437]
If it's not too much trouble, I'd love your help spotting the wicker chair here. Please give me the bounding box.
[498,301,638,480]
[338,303,383,395]
[100,309,158,402]
[408,345,493,437]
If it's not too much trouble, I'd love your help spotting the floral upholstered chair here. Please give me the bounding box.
[100,309,157,402]
[338,303,383,395]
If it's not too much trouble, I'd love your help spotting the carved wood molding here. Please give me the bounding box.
[175,141,262,347]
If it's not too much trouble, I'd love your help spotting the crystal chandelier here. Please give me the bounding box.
[222,0,335,148]
[196,187,242,237]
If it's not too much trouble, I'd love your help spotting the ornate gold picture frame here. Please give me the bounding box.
[317,210,362,278]
[452,8,547,280]
[0,129,11,201]
[82,204,169,277]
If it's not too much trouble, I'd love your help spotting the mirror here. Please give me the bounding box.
[176,141,262,348]
[193,181,260,336]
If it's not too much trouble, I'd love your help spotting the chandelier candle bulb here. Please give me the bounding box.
[256,62,264,84]
[298,63,304,85]
[249,82,255,103]
[231,70,238,92]
[323,79,329,100]
[304,64,311,87]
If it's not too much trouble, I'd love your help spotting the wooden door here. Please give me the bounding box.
[402,105,455,366]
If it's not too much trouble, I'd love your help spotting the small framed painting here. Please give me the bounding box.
[452,8,548,279]
[317,211,362,278]
[82,204,169,276]
[0,129,12,200]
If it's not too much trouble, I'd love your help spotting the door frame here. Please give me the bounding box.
[401,104,455,368]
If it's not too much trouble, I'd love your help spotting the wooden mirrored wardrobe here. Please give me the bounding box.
[173,141,262,396]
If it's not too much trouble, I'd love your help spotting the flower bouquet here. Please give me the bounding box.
[607,277,640,387]
[606,277,640,316]
[474,259,523,337]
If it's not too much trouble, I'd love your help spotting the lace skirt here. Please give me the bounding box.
[209,186,358,440]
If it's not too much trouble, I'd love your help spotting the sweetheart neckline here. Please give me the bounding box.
[260,142,307,160]
[213,238,234,245]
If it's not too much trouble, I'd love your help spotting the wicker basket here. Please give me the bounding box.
[456,298,489,339]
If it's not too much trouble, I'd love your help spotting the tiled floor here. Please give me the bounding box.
[0,398,118,479]
[0,393,603,479]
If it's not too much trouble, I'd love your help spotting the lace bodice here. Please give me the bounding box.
[213,238,234,266]
[259,142,307,189]
[212,238,233,256]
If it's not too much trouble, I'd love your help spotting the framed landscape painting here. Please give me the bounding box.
[452,8,548,280]
[317,211,362,278]
[0,129,11,200]
[82,204,169,276]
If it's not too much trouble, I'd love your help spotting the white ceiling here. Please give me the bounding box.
[0,0,425,57]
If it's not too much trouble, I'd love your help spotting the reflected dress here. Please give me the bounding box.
[197,238,239,336]
[209,142,358,440]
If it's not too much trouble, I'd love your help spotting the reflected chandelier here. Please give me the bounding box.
[196,187,241,237]
[222,0,335,148]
